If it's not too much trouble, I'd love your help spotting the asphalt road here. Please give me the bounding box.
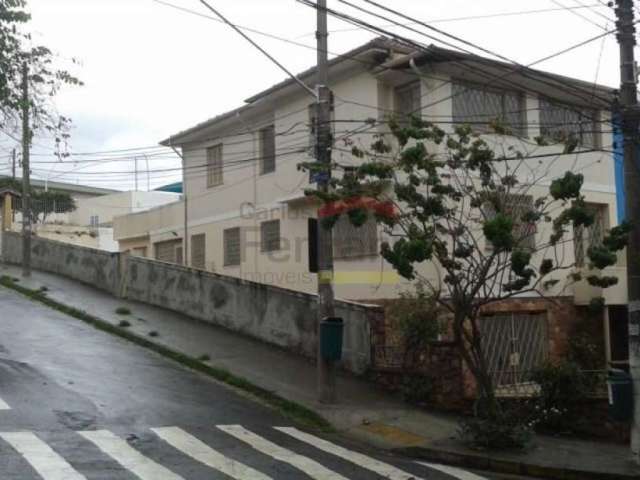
[0,285,531,480]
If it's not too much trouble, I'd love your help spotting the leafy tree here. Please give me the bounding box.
[1,0,82,155]
[305,117,629,411]
[0,177,76,223]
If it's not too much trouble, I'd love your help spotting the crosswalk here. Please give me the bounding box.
[0,425,486,480]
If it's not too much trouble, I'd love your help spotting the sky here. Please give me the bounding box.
[0,0,625,191]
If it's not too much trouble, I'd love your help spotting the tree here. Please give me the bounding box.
[0,177,76,223]
[1,0,82,154]
[306,117,629,411]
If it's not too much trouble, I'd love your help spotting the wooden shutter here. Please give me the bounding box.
[191,233,206,270]
[207,144,223,187]
[260,125,276,174]
[224,227,241,266]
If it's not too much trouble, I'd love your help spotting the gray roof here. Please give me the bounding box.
[161,36,616,147]
[0,176,119,196]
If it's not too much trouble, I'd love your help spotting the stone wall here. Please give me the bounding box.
[1,232,377,374]
[1,231,120,295]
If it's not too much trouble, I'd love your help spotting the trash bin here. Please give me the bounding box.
[608,369,633,422]
[320,317,344,361]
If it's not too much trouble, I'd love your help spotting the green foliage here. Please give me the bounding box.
[550,172,584,200]
[529,361,591,432]
[483,214,514,251]
[400,374,433,404]
[459,404,534,450]
[0,0,81,152]
[115,306,131,315]
[587,245,618,269]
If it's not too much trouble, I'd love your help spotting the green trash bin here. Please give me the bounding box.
[320,317,344,361]
[608,369,633,422]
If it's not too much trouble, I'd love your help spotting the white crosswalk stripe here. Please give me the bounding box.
[218,425,348,480]
[417,462,488,480]
[276,426,424,480]
[79,430,184,480]
[152,426,273,480]
[0,431,87,480]
[0,396,11,410]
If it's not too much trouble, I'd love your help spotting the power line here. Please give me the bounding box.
[196,0,316,98]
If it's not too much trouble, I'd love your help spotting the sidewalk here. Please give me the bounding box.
[1,263,638,480]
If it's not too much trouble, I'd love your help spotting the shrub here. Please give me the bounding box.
[459,404,534,450]
[529,361,590,432]
[118,320,131,328]
[115,307,131,315]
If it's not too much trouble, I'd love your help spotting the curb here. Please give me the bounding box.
[396,446,640,480]
[0,275,333,433]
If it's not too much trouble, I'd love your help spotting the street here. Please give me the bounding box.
[0,285,519,480]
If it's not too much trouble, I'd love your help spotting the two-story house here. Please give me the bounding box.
[114,37,628,380]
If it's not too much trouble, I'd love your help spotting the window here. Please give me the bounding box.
[224,227,241,266]
[261,220,281,252]
[155,239,182,264]
[206,144,223,188]
[539,98,599,148]
[333,215,378,259]
[394,81,421,124]
[484,194,536,251]
[176,246,183,266]
[574,203,608,268]
[452,82,525,136]
[131,247,147,258]
[191,233,206,270]
[259,125,276,175]
[89,215,99,227]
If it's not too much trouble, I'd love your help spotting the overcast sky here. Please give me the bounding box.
[0,0,624,191]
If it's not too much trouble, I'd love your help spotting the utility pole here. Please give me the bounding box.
[11,149,16,180]
[21,62,31,278]
[134,156,139,191]
[316,0,337,403]
[616,0,640,462]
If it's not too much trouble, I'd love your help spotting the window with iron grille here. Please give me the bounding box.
[224,227,241,266]
[260,125,276,175]
[333,214,378,259]
[574,203,607,268]
[484,194,536,251]
[452,81,525,136]
[394,81,421,124]
[539,98,599,148]
[191,233,206,270]
[206,144,223,188]
[261,220,281,252]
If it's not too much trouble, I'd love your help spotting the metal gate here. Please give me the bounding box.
[480,312,548,389]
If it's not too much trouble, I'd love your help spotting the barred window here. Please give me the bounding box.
[333,215,378,259]
[224,227,241,266]
[574,203,607,268]
[539,98,599,148]
[191,233,206,270]
[394,81,421,124]
[261,220,281,252]
[90,215,100,227]
[484,194,536,251]
[452,82,525,136]
[206,144,223,188]
[259,125,276,175]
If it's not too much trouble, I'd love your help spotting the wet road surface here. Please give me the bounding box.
[0,286,499,479]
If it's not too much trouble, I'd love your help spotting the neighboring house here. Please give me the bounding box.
[2,177,179,252]
[113,37,628,375]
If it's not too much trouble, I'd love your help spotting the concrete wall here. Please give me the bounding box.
[2,231,120,295]
[123,256,374,373]
[1,231,376,374]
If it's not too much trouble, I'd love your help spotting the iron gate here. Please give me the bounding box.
[480,312,548,389]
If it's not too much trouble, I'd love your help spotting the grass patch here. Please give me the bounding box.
[115,307,131,315]
[198,354,211,362]
[118,320,131,328]
[0,275,331,432]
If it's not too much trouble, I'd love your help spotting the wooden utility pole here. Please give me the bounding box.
[615,0,640,462]
[316,0,337,403]
[11,148,16,180]
[21,62,31,278]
